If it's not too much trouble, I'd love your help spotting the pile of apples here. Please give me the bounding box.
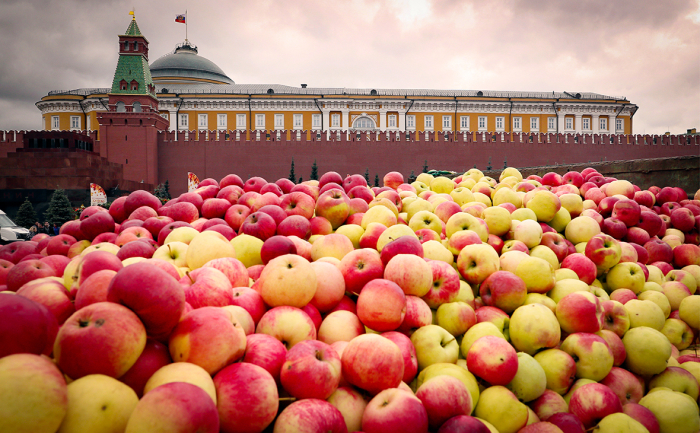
[1,167,699,433]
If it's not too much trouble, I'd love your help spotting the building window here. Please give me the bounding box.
[616,118,623,132]
[406,115,416,129]
[217,114,227,130]
[530,117,539,132]
[256,114,265,129]
[70,116,80,130]
[565,117,573,130]
[134,41,138,51]
[237,114,246,130]
[161,113,169,120]
[388,114,397,128]
[460,116,469,131]
[116,101,126,112]
[179,113,188,129]
[582,118,590,131]
[198,114,208,129]
[124,41,129,51]
[312,114,321,129]
[132,101,141,112]
[478,116,487,131]
[293,114,303,130]
[512,117,521,131]
[442,116,452,130]
[496,116,505,131]
[274,114,284,130]
[331,114,340,128]
[600,118,608,131]
[548,117,556,132]
[425,115,434,130]
[51,116,60,130]
[353,117,375,130]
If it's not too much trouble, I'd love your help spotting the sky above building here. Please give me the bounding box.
[1,0,698,134]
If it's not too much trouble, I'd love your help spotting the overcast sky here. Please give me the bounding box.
[1,0,698,134]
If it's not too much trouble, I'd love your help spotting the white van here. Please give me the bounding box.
[0,210,30,244]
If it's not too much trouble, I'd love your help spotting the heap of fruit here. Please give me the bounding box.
[1,167,699,433]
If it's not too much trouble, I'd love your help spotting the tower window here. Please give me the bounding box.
[134,41,138,51]
[120,79,127,90]
[116,101,125,112]
[133,101,141,112]
[124,41,129,51]
[130,80,139,90]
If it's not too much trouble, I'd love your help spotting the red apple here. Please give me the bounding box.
[0,292,58,357]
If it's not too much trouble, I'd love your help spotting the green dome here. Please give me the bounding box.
[150,41,233,85]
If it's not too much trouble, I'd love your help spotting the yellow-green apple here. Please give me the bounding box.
[679,295,700,329]
[74,269,117,310]
[534,348,577,395]
[422,240,454,264]
[230,234,263,268]
[258,254,316,308]
[242,333,287,382]
[661,318,695,350]
[482,205,511,236]
[662,281,692,310]
[405,198,433,222]
[638,290,671,318]
[280,340,341,400]
[169,307,245,375]
[6,259,57,292]
[327,386,368,433]
[124,382,219,433]
[622,326,672,376]
[361,388,428,433]
[337,248,383,295]
[311,234,354,262]
[560,333,614,381]
[0,353,68,433]
[411,324,459,370]
[479,270,527,313]
[492,186,522,209]
[375,224,416,252]
[460,321,505,356]
[505,352,547,403]
[585,234,622,271]
[144,362,216,405]
[55,302,146,379]
[639,388,700,433]
[256,306,316,349]
[361,204,397,229]
[315,189,350,229]
[565,215,602,245]
[416,375,473,430]
[547,278,591,303]
[514,256,556,294]
[607,262,646,294]
[446,212,488,242]
[397,295,433,335]
[423,259,461,308]
[474,386,529,433]
[649,366,699,400]
[499,250,530,273]
[467,335,518,385]
[569,382,623,429]
[524,190,561,223]
[624,299,666,330]
[318,310,365,345]
[530,389,568,421]
[509,303,560,355]
[335,224,364,248]
[594,413,650,433]
[357,278,406,332]
[436,301,476,337]
[65,239,91,258]
[524,292,557,312]
[163,226,199,245]
[107,262,185,339]
[556,291,604,334]
[58,374,138,433]
[601,300,631,336]
[341,334,404,395]
[666,270,697,294]
[456,243,500,284]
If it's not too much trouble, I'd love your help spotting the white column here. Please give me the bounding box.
[168,110,177,132]
[574,114,583,133]
[341,109,349,132]
[592,114,600,134]
[397,109,406,131]
[378,110,387,131]
[558,113,566,133]
[322,110,330,131]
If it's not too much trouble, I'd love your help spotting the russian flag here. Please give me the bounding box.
[175,14,186,24]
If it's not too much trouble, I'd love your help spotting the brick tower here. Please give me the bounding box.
[97,16,168,187]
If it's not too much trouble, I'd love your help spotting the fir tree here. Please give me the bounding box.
[44,189,75,227]
[473,164,477,169]
[374,174,379,187]
[310,160,319,181]
[288,158,296,183]
[298,177,303,183]
[364,168,369,183]
[486,157,492,171]
[163,180,171,200]
[15,198,37,228]
[409,170,416,183]
[154,181,172,201]
[503,156,508,169]
[422,160,429,173]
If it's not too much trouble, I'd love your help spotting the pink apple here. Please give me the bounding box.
[5,259,57,292]
[379,236,424,266]
[0,292,58,357]
[256,306,317,349]
[309,261,346,313]
[560,253,597,284]
[277,215,311,239]
[357,278,406,332]
[280,191,315,219]
[416,375,473,430]
[397,295,433,335]
[280,340,341,400]
[180,267,233,309]
[16,277,75,325]
[381,331,418,384]
[556,291,603,334]
[119,339,172,397]
[467,335,518,385]
[569,383,623,429]
[361,388,429,433]
[338,248,384,295]
[224,204,251,231]
[242,333,287,382]
[260,235,298,264]
[423,259,461,308]
[79,210,115,240]
[479,270,527,314]
[342,334,404,395]
[274,399,346,433]
[239,211,276,241]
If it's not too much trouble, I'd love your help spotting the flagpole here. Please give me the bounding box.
[185,10,188,41]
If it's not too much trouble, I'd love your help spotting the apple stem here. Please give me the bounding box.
[186,271,194,284]
[278,397,297,402]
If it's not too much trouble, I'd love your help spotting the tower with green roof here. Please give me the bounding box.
[98,15,168,188]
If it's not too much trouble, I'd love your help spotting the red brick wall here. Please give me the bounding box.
[156,130,700,195]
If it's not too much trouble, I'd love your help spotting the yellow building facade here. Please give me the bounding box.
[38,40,638,137]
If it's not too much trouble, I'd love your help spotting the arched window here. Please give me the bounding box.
[134,41,138,51]
[124,41,130,51]
[116,101,125,112]
[130,80,139,91]
[352,117,376,130]
[133,101,142,112]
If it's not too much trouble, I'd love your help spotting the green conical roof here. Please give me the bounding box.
[124,19,142,36]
